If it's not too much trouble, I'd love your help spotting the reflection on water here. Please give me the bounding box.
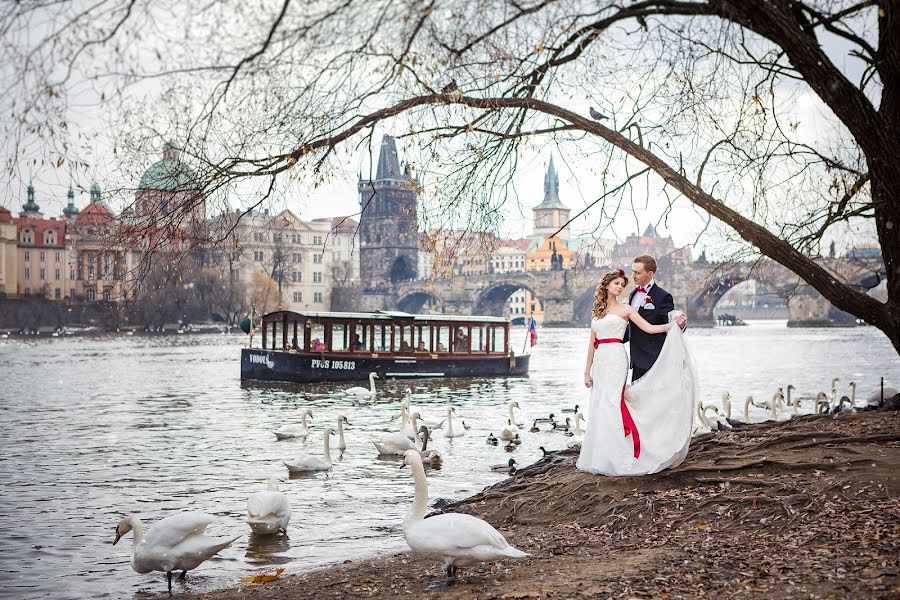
[0,323,897,600]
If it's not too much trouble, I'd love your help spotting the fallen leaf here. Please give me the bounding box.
[240,568,285,584]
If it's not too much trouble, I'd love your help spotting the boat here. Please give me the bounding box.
[240,310,530,383]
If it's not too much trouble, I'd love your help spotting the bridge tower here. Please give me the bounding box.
[532,156,571,241]
[358,135,419,292]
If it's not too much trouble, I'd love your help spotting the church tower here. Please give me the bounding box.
[532,157,571,240]
[358,135,419,289]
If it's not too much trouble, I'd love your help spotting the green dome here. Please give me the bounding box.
[138,157,199,191]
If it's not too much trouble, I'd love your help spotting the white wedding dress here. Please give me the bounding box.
[576,314,697,476]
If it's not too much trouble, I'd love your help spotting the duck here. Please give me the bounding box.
[399,450,528,584]
[500,402,521,440]
[272,408,313,440]
[443,407,464,438]
[528,420,540,433]
[417,426,443,467]
[534,412,555,424]
[561,404,579,414]
[247,480,291,535]
[344,372,379,398]
[490,458,517,474]
[512,433,522,445]
[540,446,562,457]
[551,417,572,432]
[461,420,472,431]
[331,415,350,450]
[504,439,517,452]
[566,412,585,447]
[283,427,333,472]
[486,433,499,446]
[113,512,240,592]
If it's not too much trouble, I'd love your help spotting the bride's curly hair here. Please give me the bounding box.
[592,269,629,319]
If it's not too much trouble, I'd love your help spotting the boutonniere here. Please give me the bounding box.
[643,296,655,310]
[643,296,653,305]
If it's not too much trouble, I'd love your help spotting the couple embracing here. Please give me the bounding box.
[577,255,697,477]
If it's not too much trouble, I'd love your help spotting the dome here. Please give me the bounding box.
[138,143,199,192]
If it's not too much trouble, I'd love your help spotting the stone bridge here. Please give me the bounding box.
[361,257,884,327]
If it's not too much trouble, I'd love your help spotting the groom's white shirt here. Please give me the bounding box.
[630,279,655,310]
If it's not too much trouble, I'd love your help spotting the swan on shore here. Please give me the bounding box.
[247,480,291,535]
[113,512,239,592]
[272,408,314,440]
[400,450,527,584]
[284,427,333,472]
[719,392,746,427]
[444,407,464,438]
[344,372,378,398]
[814,391,831,413]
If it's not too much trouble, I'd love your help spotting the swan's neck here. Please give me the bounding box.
[302,412,310,428]
[850,383,856,402]
[508,403,516,423]
[722,396,731,419]
[574,415,583,435]
[128,515,144,545]
[404,461,429,527]
[446,411,454,434]
[400,409,409,432]
[743,397,752,422]
[337,419,345,442]
[323,432,332,461]
[369,373,377,393]
[411,416,421,447]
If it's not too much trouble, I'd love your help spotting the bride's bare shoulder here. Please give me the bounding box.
[611,306,635,320]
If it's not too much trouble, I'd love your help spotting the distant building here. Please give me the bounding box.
[0,206,17,297]
[14,184,72,300]
[358,135,419,289]
[612,224,692,268]
[845,243,881,260]
[526,237,577,271]
[532,157,571,241]
[311,216,360,285]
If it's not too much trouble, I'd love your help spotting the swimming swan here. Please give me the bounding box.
[331,415,350,450]
[272,408,313,440]
[500,402,520,440]
[400,450,527,583]
[444,407,464,438]
[283,427,333,472]
[113,512,239,592]
[247,480,291,535]
[344,372,378,398]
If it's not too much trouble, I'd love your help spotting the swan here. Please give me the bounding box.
[490,458,517,474]
[865,384,899,409]
[331,415,350,450]
[720,392,746,427]
[486,433,498,446]
[400,449,527,583]
[697,403,729,431]
[344,372,378,398]
[247,480,291,535]
[566,412,585,447]
[374,413,421,455]
[500,402,520,440]
[113,512,240,592]
[272,408,313,440]
[444,407,464,438]
[417,426,443,467]
[283,427,333,472]
[814,391,831,413]
[830,377,841,406]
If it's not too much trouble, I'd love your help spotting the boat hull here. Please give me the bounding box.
[240,349,530,383]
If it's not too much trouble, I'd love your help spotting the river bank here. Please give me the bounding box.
[185,409,899,600]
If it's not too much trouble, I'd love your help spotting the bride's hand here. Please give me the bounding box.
[584,372,593,388]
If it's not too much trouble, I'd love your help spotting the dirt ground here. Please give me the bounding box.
[187,410,900,600]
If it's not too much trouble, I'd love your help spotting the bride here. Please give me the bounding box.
[576,269,696,476]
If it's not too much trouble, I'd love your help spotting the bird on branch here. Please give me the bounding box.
[441,79,458,94]
[589,107,608,121]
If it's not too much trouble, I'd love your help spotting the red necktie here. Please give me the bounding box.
[636,286,647,293]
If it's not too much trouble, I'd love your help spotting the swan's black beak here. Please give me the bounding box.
[399,462,407,470]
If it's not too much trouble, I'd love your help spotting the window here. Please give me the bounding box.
[54,288,61,300]
[24,287,30,295]
[314,291,323,303]
[313,272,322,283]
[24,250,30,262]
[39,268,45,280]
[69,269,75,280]
[291,271,301,283]
[86,288,95,301]
[274,233,282,243]
[293,291,302,302]
[44,231,55,245]
[313,254,322,264]
[55,251,61,262]
[55,268,60,280]
[69,289,75,299]
[103,288,111,301]
[292,233,301,244]
[24,268,30,279]
[254,251,264,261]
[21,230,32,244]
[292,253,301,263]
[40,251,45,262]
[313,235,322,245]
[88,265,94,280]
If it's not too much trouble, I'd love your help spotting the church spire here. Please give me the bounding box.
[375,135,403,180]
[534,155,567,210]
[22,182,41,214]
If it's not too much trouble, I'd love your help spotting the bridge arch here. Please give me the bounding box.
[573,287,597,325]
[472,281,543,318]
[396,289,442,314]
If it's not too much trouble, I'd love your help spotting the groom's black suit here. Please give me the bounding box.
[624,283,675,381]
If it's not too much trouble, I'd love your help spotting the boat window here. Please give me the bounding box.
[452,326,469,353]
[290,320,305,351]
[434,325,450,353]
[309,321,326,352]
[352,323,369,352]
[374,324,390,352]
[490,326,505,353]
[471,326,486,353]
[394,324,413,353]
[330,323,348,352]
[414,325,430,352]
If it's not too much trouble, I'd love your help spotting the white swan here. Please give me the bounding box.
[272,408,314,440]
[344,372,378,397]
[500,401,520,441]
[374,413,421,455]
[400,449,527,582]
[830,377,841,406]
[866,384,899,407]
[444,407,464,438]
[283,427,333,472]
[330,415,350,450]
[566,412,585,448]
[113,512,240,592]
[247,480,291,535]
[814,391,831,413]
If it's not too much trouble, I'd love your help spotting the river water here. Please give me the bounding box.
[1,322,898,600]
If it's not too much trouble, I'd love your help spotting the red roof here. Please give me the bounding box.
[15,216,67,248]
[76,202,115,226]
[0,206,11,223]
[497,238,530,250]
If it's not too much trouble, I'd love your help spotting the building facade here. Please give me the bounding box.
[0,206,17,297]
[312,216,360,286]
[358,135,419,289]
[15,185,72,300]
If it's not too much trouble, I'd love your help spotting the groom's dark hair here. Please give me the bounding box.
[634,254,657,273]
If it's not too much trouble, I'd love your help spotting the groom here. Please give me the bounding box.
[626,255,687,381]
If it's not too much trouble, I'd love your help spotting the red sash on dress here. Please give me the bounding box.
[592,337,641,459]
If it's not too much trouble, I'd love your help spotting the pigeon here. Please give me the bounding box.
[589,107,608,121]
[441,80,458,94]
